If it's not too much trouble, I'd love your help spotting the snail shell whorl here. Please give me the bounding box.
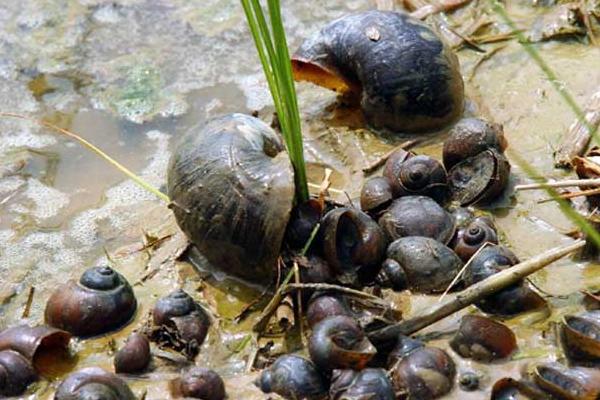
[44,266,137,337]
[0,350,37,397]
[54,367,136,400]
[292,10,464,133]
[168,113,294,284]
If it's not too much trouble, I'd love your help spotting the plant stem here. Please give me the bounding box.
[368,240,585,344]
[516,178,600,190]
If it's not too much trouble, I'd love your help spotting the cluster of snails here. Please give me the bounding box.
[1,265,224,399]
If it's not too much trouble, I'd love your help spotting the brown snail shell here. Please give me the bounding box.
[309,315,376,371]
[378,196,455,244]
[391,155,449,203]
[114,332,151,374]
[448,149,511,206]
[168,113,294,284]
[54,367,136,400]
[464,245,546,315]
[360,177,394,217]
[171,367,226,400]
[491,377,548,400]
[382,148,414,195]
[44,265,136,337]
[257,355,327,400]
[443,118,507,170]
[381,236,463,293]
[389,337,456,400]
[321,207,387,284]
[306,293,352,328]
[150,289,211,359]
[450,315,517,362]
[329,368,395,400]
[561,310,600,362]
[0,350,37,397]
[452,216,499,262]
[285,199,324,250]
[534,363,600,400]
[292,10,464,133]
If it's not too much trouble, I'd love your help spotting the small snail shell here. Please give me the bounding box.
[320,207,388,284]
[292,10,464,133]
[392,155,449,203]
[360,177,394,217]
[257,355,327,400]
[443,118,507,170]
[458,371,481,391]
[561,310,600,362]
[491,377,548,400]
[464,245,546,315]
[0,350,36,397]
[389,341,456,399]
[382,148,414,195]
[450,315,517,362]
[378,196,455,244]
[306,293,352,328]
[452,216,498,262]
[382,237,463,293]
[54,367,136,400]
[168,113,294,284]
[285,199,324,250]
[45,266,137,337]
[374,259,407,291]
[298,255,335,285]
[534,363,600,400]
[309,315,376,372]
[151,289,211,358]
[329,368,395,400]
[114,333,151,374]
[171,367,226,400]
[448,149,511,206]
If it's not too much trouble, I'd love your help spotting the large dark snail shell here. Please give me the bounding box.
[360,177,394,217]
[292,10,464,133]
[171,367,226,400]
[257,355,327,400]
[534,363,600,400]
[448,149,511,206]
[307,293,352,328]
[443,118,507,170]
[384,236,463,293]
[309,315,376,371]
[54,367,136,400]
[151,289,211,356]
[168,113,294,284]
[464,245,546,315]
[389,344,456,399]
[378,196,455,244]
[321,207,387,282]
[561,310,600,362]
[0,350,36,397]
[329,368,395,400]
[114,333,150,374]
[452,216,499,262]
[44,266,137,337]
[450,315,517,362]
[391,155,448,203]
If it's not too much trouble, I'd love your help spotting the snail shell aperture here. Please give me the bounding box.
[292,10,464,133]
[257,354,327,400]
[168,113,294,284]
[44,266,137,337]
[54,367,136,400]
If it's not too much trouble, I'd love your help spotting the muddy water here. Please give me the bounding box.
[0,0,599,399]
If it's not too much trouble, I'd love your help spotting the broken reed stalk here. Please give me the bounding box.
[516,178,600,190]
[538,187,600,204]
[367,239,585,344]
[283,283,387,306]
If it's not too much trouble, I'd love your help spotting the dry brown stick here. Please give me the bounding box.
[362,139,421,173]
[537,187,600,204]
[554,88,600,168]
[367,240,585,343]
[516,178,600,190]
[283,283,388,306]
[21,286,35,319]
[409,0,472,19]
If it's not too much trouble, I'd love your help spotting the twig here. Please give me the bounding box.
[437,242,492,302]
[468,44,507,81]
[253,264,296,333]
[21,286,35,319]
[537,187,600,204]
[282,283,388,306]
[409,0,472,19]
[362,139,421,173]
[367,240,584,343]
[516,178,600,190]
[554,89,600,168]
